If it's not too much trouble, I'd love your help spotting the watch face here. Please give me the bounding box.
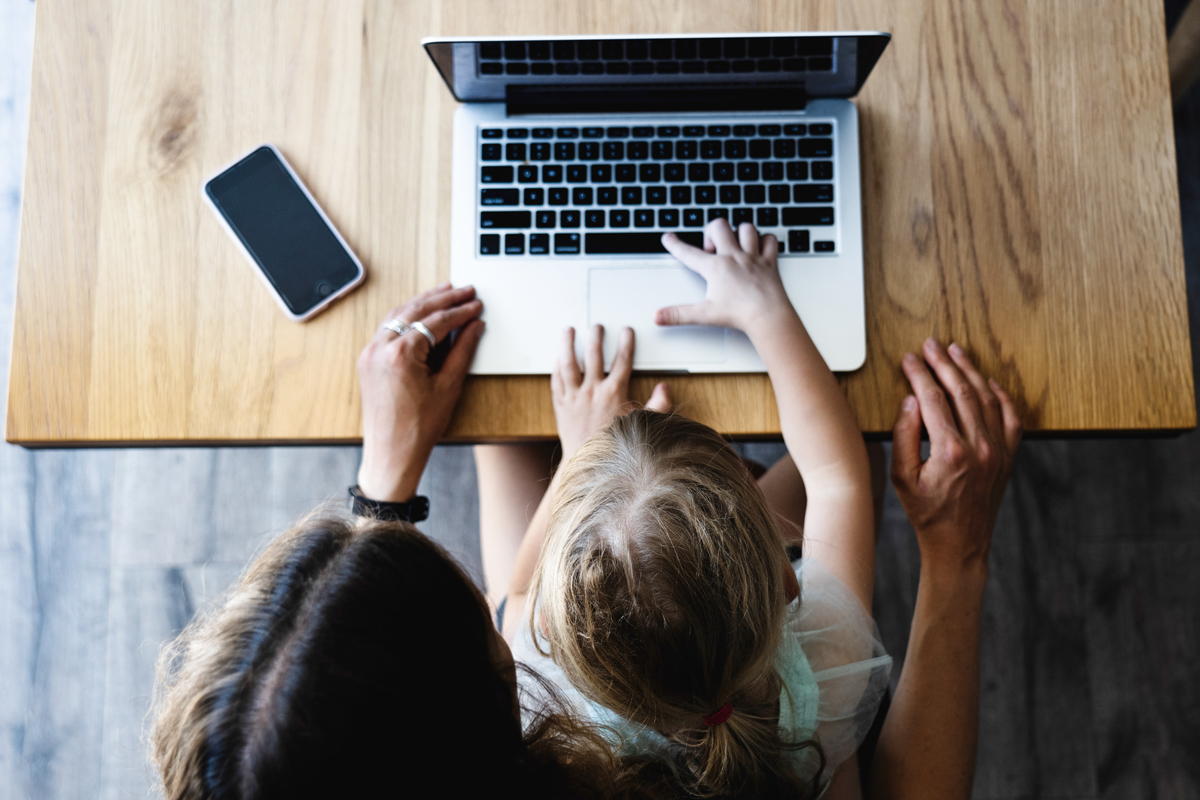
[349,487,429,523]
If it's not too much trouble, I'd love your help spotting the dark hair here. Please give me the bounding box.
[151,512,660,799]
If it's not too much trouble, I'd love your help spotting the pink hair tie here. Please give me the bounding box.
[702,701,733,727]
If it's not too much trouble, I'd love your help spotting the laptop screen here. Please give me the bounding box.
[422,33,890,105]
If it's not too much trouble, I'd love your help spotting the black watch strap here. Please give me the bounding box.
[348,486,430,523]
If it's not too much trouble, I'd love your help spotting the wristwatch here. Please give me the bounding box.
[348,485,430,523]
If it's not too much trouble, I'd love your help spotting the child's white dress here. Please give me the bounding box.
[512,557,893,789]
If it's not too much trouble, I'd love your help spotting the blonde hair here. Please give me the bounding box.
[152,511,677,800]
[531,411,823,798]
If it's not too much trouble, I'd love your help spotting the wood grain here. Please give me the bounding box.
[5,0,1195,444]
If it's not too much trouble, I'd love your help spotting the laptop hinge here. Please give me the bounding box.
[505,84,808,116]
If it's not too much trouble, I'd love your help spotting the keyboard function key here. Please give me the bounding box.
[606,126,630,138]
[683,125,705,137]
[480,211,531,228]
[814,240,835,252]
[479,233,500,255]
[783,123,807,135]
[798,138,833,157]
[809,123,833,136]
[506,128,529,139]
[532,128,554,139]
[529,233,550,254]
[482,128,503,139]
[582,127,605,138]
[632,126,655,138]
[505,233,525,254]
[481,188,518,205]
[657,126,681,137]
[781,207,834,226]
[788,229,810,253]
[554,233,581,254]
[481,166,514,183]
[707,125,731,137]
[758,124,782,136]
[733,124,756,136]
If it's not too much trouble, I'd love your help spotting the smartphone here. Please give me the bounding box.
[202,144,365,321]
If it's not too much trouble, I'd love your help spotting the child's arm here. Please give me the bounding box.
[501,326,670,643]
[660,221,876,611]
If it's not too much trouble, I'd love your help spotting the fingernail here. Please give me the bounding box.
[902,395,917,411]
[988,378,1000,390]
[438,282,452,289]
[902,352,917,365]
[924,337,938,349]
[949,342,963,356]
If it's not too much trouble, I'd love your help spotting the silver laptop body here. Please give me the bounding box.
[422,32,891,373]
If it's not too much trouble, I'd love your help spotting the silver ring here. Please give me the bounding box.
[411,321,436,347]
[382,318,411,337]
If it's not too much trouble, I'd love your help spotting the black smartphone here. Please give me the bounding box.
[203,144,365,321]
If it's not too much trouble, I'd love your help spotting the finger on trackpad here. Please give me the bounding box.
[587,268,727,368]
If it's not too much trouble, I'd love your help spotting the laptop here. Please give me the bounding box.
[421,33,890,373]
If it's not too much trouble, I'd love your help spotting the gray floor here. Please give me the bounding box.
[2,0,1198,797]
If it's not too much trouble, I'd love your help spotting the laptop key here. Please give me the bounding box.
[786,161,809,181]
[701,140,722,159]
[756,207,779,226]
[647,186,667,204]
[548,187,568,205]
[567,165,588,182]
[591,164,612,182]
[714,162,735,181]
[664,163,686,181]
[635,209,655,227]
[657,126,681,137]
[725,140,747,159]
[529,233,550,254]
[774,139,796,158]
[482,143,501,160]
[505,233,525,254]
[744,185,766,203]
[480,233,500,255]
[628,141,649,159]
[688,163,710,181]
[518,165,538,183]
[582,127,604,138]
[695,185,716,204]
[481,188,518,205]
[737,162,759,181]
[556,127,579,139]
[632,126,655,138]
[532,127,554,139]
[482,128,503,139]
[561,210,581,227]
[507,128,528,139]
[813,161,834,180]
[573,187,594,205]
[784,123,807,135]
[586,210,606,228]
[676,141,698,159]
[762,162,784,180]
[579,142,600,160]
[523,188,544,205]
[810,123,833,136]
[616,164,637,182]
[788,229,810,253]
[607,126,630,138]
[506,143,526,161]
[555,233,581,254]
[584,231,703,253]
[671,186,692,204]
[798,138,833,157]
[749,139,771,158]
[659,209,679,227]
[609,209,630,227]
[733,207,754,225]
[814,241,835,252]
[708,207,730,222]
[640,164,662,182]
[733,124,756,136]
[597,186,618,205]
[652,141,673,159]
[555,142,575,160]
[603,141,624,160]
[530,142,551,160]
[683,208,705,227]
[480,211,531,228]
[622,186,643,205]
[781,207,834,225]
[707,125,731,137]
[683,126,705,137]
[719,185,741,204]
[768,184,790,203]
[536,210,556,228]
[795,184,834,203]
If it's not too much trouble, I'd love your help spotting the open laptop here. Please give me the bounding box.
[422,33,890,373]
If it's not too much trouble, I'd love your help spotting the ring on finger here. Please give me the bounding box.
[411,321,436,347]
[382,318,411,337]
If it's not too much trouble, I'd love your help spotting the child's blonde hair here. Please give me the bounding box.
[531,410,822,798]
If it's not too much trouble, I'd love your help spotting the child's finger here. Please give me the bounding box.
[890,393,924,488]
[584,324,605,382]
[761,233,779,261]
[608,327,635,386]
[644,381,673,413]
[737,222,759,254]
[704,217,740,255]
[557,327,581,388]
[656,301,714,327]
[661,233,713,279]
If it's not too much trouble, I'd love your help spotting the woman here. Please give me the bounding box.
[150,285,671,799]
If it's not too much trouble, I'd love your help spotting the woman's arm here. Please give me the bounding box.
[356,284,485,502]
[659,221,875,610]
[868,340,1022,799]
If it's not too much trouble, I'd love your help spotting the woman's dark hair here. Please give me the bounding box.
[151,511,660,799]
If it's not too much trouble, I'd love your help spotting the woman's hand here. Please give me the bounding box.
[891,338,1023,572]
[552,325,671,461]
[357,284,485,502]
[656,218,795,338]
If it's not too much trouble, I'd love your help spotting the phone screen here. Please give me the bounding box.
[205,146,361,316]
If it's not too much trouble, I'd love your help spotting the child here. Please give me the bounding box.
[506,219,892,798]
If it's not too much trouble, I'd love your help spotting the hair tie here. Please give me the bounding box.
[702,701,733,727]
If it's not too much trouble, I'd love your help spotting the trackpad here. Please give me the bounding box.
[588,268,727,367]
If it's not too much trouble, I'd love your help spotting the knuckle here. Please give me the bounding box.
[953,382,976,401]
[921,387,945,406]
[942,441,966,466]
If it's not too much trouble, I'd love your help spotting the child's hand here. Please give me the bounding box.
[552,325,671,461]
[657,218,794,337]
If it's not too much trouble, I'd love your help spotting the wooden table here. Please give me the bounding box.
[7,0,1195,445]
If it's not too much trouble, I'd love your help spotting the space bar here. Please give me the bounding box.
[585,232,704,254]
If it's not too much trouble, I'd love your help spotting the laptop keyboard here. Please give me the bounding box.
[476,122,837,257]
